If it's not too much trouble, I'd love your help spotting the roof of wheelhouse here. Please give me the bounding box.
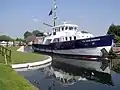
[52,23,78,28]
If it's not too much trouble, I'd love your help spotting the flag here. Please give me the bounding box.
[49,9,52,16]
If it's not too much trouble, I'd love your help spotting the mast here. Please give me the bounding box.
[53,0,57,27]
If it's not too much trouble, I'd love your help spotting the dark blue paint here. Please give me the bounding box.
[32,35,114,50]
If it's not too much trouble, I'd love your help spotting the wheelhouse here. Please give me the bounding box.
[42,23,93,45]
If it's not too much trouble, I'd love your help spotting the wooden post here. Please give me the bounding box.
[4,54,7,65]
[2,46,4,56]
[9,50,12,63]
[13,41,15,46]
[3,47,5,55]
[0,46,1,54]
[6,41,9,47]
[5,48,7,55]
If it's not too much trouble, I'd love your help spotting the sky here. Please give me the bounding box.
[0,0,120,38]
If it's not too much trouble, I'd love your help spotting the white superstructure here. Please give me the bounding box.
[43,23,93,45]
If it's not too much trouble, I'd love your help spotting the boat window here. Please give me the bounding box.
[70,37,72,40]
[53,38,59,43]
[63,38,64,41]
[45,39,52,44]
[66,37,67,41]
[69,27,73,30]
[53,39,56,43]
[53,32,56,35]
[74,36,76,40]
[58,38,59,42]
[56,28,60,32]
[65,27,68,30]
[74,27,77,30]
[58,27,60,31]
[54,28,57,32]
[81,31,89,33]
[62,27,64,31]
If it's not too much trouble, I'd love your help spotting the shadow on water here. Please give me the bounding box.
[20,46,120,90]
[51,60,114,86]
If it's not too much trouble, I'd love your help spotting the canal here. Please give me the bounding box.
[18,46,120,90]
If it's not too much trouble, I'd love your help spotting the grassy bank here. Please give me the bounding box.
[0,54,5,63]
[0,54,38,90]
[0,64,37,90]
[0,46,50,90]
[8,46,48,64]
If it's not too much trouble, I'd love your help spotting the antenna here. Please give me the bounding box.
[53,0,57,27]
[43,22,53,27]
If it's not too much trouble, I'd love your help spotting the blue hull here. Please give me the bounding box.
[32,35,114,51]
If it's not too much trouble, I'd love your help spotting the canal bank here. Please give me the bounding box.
[11,46,52,70]
[0,54,38,90]
[0,46,52,90]
[12,56,52,70]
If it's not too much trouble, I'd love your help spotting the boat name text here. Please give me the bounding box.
[82,38,100,42]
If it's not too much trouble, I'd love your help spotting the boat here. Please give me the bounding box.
[32,0,114,74]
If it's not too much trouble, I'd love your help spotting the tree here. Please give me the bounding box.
[0,35,14,41]
[24,31,32,39]
[114,36,120,43]
[32,30,41,36]
[107,24,120,43]
[32,30,45,37]
[16,37,25,42]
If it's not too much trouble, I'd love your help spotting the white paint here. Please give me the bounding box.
[53,46,111,56]
[12,56,52,69]
[42,23,93,45]
[11,46,52,70]
[17,46,25,52]
[37,46,111,57]
[14,62,51,71]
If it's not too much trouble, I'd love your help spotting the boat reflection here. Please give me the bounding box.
[42,60,114,86]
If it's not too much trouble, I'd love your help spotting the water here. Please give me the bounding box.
[18,58,120,90]
[19,46,120,90]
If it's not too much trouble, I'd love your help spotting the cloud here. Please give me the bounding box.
[33,18,39,22]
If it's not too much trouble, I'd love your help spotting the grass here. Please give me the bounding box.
[7,46,20,51]
[0,46,42,90]
[0,63,37,90]
[7,46,49,64]
[0,54,5,63]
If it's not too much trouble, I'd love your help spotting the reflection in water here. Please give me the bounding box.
[42,60,114,86]
[20,46,120,90]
